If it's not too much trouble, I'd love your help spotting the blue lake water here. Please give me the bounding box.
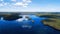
[0,15,60,34]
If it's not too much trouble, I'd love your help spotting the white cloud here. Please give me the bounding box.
[0,2,9,7]
[14,2,23,6]
[13,0,31,7]
[23,0,27,2]
[0,3,4,7]
[4,3,7,5]
[23,0,31,3]
[26,0,32,3]
[0,0,3,1]
[11,0,16,2]
[23,5,27,7]
[14,2,29,7]
[0,0,32,7]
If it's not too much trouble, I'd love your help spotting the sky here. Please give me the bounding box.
[0,0,60,12]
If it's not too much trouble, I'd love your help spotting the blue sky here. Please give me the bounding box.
[0,0,60,12]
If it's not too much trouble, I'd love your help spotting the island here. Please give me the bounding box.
[0,13,22,21]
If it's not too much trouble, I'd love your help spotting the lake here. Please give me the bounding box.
[0,15,60,34]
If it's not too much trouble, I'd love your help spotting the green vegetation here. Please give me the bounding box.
[0,13,22,21]
[36,14,60,19]
[3,14,22,21]
[36,13,60,30]
[42,18,60,30]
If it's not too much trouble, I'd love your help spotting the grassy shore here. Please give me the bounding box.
[36,14,60,30]
[42,18,60,30]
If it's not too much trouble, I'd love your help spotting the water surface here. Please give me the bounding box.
[0,15,60,34]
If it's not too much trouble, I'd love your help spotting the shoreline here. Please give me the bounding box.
[44,24,60,31]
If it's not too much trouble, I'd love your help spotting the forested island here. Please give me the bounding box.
[0,13,22,21]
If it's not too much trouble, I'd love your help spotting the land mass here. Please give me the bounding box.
[36,13,60,30]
